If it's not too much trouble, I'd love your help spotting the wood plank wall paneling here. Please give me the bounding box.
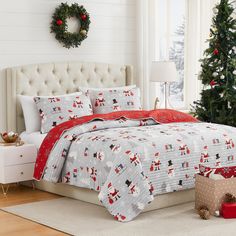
[0,0,137,131]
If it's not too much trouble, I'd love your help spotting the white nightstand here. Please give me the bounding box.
[0,144,37,195]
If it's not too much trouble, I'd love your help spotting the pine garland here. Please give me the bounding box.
[51,3,91,49]
[192,0,236,126]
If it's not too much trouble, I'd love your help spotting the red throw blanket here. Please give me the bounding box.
[33,109,198,180]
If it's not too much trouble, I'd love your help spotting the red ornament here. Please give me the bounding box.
[80,14,87,21]
[213,48,219,55]
[56,19,63,26]
[210,80,217,87]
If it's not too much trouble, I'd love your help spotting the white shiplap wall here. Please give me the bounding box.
[0,0,137,131]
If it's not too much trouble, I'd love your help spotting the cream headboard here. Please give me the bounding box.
[4,61,134,133]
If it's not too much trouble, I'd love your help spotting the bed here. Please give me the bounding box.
[5,61,203,220]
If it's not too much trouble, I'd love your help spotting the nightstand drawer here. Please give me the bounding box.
[2,145,37,166]
[1,163,35,184]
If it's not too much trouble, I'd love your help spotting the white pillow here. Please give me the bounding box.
[18,95,41,133]
[18,92,82,134]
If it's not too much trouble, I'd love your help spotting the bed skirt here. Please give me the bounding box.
[27,181,195,213]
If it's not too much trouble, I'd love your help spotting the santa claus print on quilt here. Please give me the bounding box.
[80,86,142,114]
[34,92,93,133]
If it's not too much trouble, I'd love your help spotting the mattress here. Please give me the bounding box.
[20,131,46,149]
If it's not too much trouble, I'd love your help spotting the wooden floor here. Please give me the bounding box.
[0,184,67,236]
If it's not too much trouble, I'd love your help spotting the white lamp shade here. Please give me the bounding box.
[150,61,178,82]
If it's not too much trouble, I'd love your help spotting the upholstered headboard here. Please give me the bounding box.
[4,61,134,133]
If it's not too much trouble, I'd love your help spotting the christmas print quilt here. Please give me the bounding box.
[33,110,236,222]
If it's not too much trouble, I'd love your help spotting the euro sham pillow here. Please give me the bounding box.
[80,85,142,114]
[34,93,93,133]
[18,95,41,133]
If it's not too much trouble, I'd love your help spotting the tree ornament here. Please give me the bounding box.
[213,7,218,14]
[213,48,219,55]
[233,70,236,75]
[56,19,63,26]
[220,74,225,79]
[212,72,218,77]
[210,80,217,87]
[233,46,236,54]
[51,3,91,49]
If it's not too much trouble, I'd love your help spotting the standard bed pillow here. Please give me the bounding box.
[34,93,93,133]
[80,86,142,114]
[18,95,41,133]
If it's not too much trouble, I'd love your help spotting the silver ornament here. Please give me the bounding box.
[220,75,225,79]
[233,70,236,75]
[212,72,218,77]
[233,46,236,54]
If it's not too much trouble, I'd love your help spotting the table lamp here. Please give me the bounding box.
[150,61,177,109]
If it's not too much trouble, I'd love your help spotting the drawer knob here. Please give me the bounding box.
[21,172,24,175]
[20,154,23,157]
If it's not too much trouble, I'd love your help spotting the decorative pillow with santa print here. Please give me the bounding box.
[80,86,142,114]
[34,92,93,133]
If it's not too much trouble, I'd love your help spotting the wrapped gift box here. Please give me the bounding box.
[221,203,236,219]
[199,164,236,179]
[195,174,236,215]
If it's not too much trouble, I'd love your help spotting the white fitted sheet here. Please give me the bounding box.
[20,131,47,149]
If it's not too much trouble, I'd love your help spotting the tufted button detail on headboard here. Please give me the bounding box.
[7,62,133,133]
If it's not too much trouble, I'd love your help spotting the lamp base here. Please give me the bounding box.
[163,82,173,109]
[154,97,160,109]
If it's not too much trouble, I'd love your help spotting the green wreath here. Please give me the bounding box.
[51,3,91,49]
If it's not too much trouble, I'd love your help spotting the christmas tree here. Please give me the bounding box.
[192,0,236,126]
